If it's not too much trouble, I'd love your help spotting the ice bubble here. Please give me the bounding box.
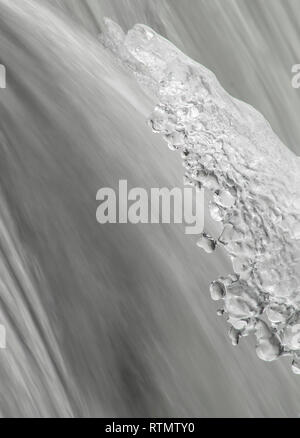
[197,233,216,253]
[291,358,300,374]
[229,327,240,346]
[210,280,226,301]
[256,337,281,362]
[282,324,300,350]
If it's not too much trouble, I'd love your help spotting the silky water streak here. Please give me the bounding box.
[100,19,300,373]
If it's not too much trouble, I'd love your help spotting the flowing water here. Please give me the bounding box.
[0,0,300,417]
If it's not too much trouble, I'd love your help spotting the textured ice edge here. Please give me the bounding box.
[100,18,300,373]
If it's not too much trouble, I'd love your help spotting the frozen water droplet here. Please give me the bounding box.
[209,202,224,222]
[256,336,281,362]
[230,318,247,331]
[197,233,216,253]
[214,189,236,208]
[283,324,300,350]
[266,305,286,324]
[292,358,300,374]
[229,327,240,346]
[210,280,226,301]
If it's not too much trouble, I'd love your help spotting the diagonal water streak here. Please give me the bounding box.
[0,188,75,417]
[101,19,300,373]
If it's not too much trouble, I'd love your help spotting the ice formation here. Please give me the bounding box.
[100,19,300,373]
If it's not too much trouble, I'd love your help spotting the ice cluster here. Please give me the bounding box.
[100,19,300,372]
